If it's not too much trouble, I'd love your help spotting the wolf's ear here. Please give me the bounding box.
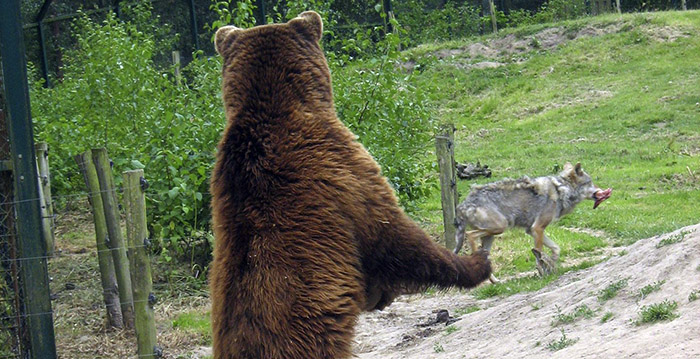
[289,11,323,43]
[574,162,583,176]
[563,162,573,172]
[215,25,243,56]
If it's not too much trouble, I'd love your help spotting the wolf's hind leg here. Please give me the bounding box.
[542,234,560,263]
[480,235,500,283]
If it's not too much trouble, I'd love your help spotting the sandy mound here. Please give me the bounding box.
[354,223,700,358]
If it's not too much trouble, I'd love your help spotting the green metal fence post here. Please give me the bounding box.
[187,0,200,50]
[0,0,58,358]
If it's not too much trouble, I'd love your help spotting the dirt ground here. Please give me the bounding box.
[353,224,700,359]
[48,203,699,358]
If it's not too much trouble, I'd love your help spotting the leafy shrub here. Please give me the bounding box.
[395,0,481,45]
[331,27,436,211]
[532,0,588,23]
[551,304,595,326]
[597,278,628,303]
[546,328,578,351]
[635,300,679,325]
[638,280,665,300]
[31,8,224,267]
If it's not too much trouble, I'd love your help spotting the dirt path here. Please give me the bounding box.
[354,223,700,358]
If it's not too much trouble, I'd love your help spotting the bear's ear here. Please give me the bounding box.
[215,25,243,56]
[288,11,323,43]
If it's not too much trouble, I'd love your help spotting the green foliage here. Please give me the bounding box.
[534,0,589,23]
[31,9,224,268]
[635,300,679,325]
[656,230,688,248]
[546,328,578,351]
[472,260,602,299]
[598,279,629,303]
[444,325,459,335]
[600,311,614,323]
[208,0,257,33]
[688,290,699,302]
[331,26,436,211]
[638,280,666,300]
[433,342,444,353]
[394,0,481,45]
[454,305,480,316]
[172,311,212,344]
[551,304,595,326]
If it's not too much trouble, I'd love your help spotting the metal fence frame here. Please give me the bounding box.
[0,0,58,358]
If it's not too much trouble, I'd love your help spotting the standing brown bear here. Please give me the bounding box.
[209,11,491,359]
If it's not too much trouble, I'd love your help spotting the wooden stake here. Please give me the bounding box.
[489,0,498,33]
[436,125,458,251]
[92,148,134,328]
[75,151,124,328]
[172,51,181,86]
[35,143,54,256]
[124,169,158,357]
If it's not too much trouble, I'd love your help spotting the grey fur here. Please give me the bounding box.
[454,162,611,280]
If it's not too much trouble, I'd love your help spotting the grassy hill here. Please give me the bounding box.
[408,10,700,278]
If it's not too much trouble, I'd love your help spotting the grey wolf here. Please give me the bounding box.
[454,162,611,281]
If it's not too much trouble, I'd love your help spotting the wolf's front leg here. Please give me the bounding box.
[530,227,557,276]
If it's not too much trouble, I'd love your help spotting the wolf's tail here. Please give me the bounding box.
[453,217,466,254]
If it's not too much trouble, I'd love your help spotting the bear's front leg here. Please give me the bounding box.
[363,214,491,296]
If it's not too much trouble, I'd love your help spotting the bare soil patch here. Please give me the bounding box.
[354,224,700,358]
[412,21,689,72]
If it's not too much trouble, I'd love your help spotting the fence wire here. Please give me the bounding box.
[0,71,25,359]
[0,151,181,358]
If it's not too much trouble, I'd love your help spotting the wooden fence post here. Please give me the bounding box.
[92,148,134,329]
[489,0,498,33]
[172,51,181,86]
[75,151,123,328]
[123,169,158,358]
[35,142,54,256]
[436,125,458,251]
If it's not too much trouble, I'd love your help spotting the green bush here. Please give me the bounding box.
[331,28,436,211]
[32,8,224,266]
[395,0,481,45]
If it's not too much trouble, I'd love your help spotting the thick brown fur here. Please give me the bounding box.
[209,11,491,359]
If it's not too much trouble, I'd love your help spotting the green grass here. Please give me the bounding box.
[638,280,666,300]
[454,305,481,316]
[172,311,212,344]
[600,311,614,323]
[634,300,679,325]
[546,329,578,351]
[410,10,700,283]
[656,230,689,248]
[472,260,601,299]
[689,290,699,302]
[552,304,595,326]
[597,279,629,303]
[444,325,459,335]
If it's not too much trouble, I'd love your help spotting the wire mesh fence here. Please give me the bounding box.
[0,67,27,359]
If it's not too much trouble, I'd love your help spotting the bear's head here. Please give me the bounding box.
[214,11,332,117]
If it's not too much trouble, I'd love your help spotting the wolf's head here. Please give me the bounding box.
[560,162,612,209]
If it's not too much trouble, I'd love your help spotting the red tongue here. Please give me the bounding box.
[593,188,612,209]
